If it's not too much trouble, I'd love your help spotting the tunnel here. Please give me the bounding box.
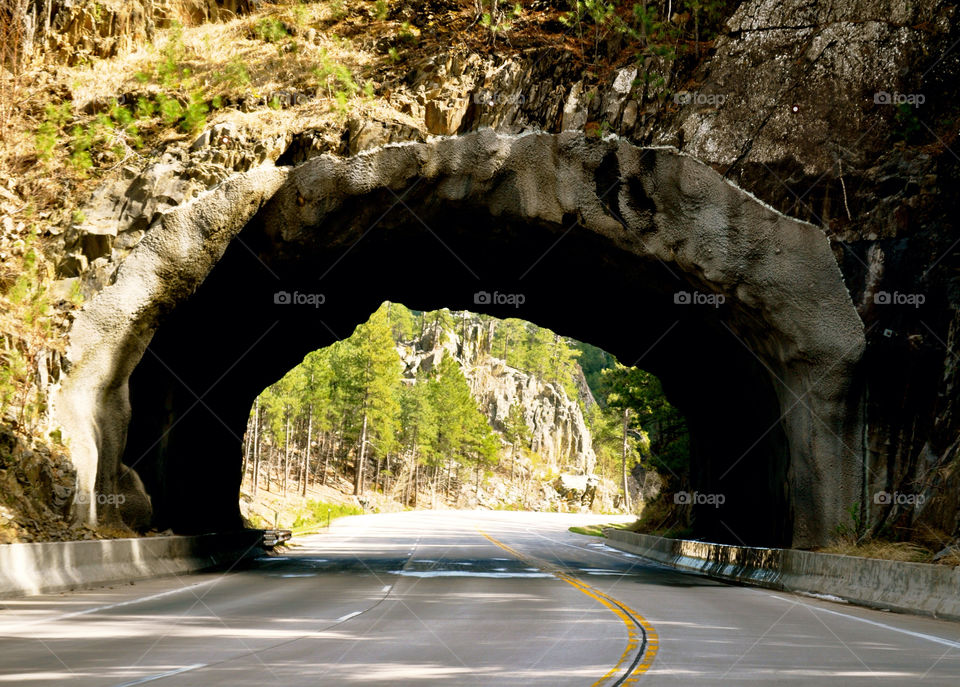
[53,130,866,548]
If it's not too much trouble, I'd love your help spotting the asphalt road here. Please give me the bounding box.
[2,510,960,685]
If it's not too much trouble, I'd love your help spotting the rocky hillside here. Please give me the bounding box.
[399,314,597,476]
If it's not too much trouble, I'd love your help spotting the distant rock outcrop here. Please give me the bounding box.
[397,316,597,476]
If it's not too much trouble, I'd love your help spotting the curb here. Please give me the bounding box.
[604,529,960,621]
[0,530,263,598]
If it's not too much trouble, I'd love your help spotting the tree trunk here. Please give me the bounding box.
[302,409,312,497]
[354,412,368,496]
[251,398,260,497]
[321,432,332,486]
[283,416,290,497]
[621,408,631,512]
[241,412,252,484]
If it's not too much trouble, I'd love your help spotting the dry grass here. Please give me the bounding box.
[818,540,936,564]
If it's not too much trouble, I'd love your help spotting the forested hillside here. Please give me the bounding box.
[239,302,693,528]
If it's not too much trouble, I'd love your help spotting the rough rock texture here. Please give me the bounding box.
[37,0,959,549]
[18,0,257,64]
[54,163,287,526]
[0,427,78,543]
[398,317,597,475]
[53,129,863,547]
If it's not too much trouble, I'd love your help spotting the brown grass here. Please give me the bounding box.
[818,540,936,564]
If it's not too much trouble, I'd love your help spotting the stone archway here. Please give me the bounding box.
[52,130,865,547]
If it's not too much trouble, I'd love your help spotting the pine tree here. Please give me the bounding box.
[503,400,530,484]
[351,304,402,495]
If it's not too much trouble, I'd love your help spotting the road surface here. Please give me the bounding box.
[1,510,959,685]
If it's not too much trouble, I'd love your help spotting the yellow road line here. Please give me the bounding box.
[479,530,658,685]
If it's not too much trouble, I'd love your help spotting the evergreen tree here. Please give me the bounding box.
[351,304,403,495]
[503,400,531,484]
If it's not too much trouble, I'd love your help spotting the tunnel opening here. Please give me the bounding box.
[122,191,793,546]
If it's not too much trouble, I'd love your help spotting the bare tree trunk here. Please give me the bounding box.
[251,398,260,497]
[354,412,368,496]
[282,416,290,497]
[321,431,332,486]
[302,409,312,497]
[413,462,419,508]
[241,411,252,485]
[621,408,632,512]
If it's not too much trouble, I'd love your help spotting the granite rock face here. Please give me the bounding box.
[398,316,597,475]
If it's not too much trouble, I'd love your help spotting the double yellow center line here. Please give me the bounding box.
[479,530,658,685]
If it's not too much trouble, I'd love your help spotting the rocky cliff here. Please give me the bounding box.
[397,315,597,476]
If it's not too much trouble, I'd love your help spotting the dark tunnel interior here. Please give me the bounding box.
[122,189,792,546]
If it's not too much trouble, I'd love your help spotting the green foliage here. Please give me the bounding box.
[489,318,582,399]
[603,365,689,478]
[135,96,155,119]
[1,228,56,432]
[329,0,348,20]
[371,0,389,21]
[157,21,188,89]
[254,17,290,43]
[292,499,363,530]
[180,92,208,133]
[894,103,923,143]
[156,93,184,127]
[480,1,522,38]
[35,102,72,163]
[215,58,252,89]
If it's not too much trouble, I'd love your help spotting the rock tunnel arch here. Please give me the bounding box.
[52,130,865,548]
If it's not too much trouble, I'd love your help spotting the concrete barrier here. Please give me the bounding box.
[0,530,263,598]
[604,529,960,621]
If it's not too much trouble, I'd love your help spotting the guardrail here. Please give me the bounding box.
[604,529,960,621]
[0,530,264,598]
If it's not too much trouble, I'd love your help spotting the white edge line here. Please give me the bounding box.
[113,663,207,687]
[764,594,960,650]
[335,610,363,622]
[3,579,221,630]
